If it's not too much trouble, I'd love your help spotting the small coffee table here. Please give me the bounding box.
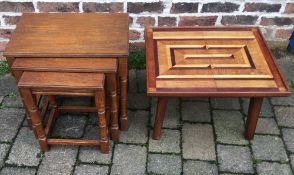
[145,27,291,140]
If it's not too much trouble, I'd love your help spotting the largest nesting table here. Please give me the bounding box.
[145,27,291,140]
[4,13,129,130]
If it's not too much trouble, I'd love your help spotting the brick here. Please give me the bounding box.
[217,145,254,173]
[129,16,133,25]
[182,123,216,160]
[0,41,8,52]
[0,2,34,12]
[3,16,20,25]
[37,2,79,12]
[179,16,217,26]
[244,3,281,12]
[83,2,123,13]
[0,29,13,39]
[130,42,145,52]
[183,160,218,175]
[128,2,163,13]
[158,17,177,27]
[257,162,292,175]
[147,154,182,175]
[202,2,239,13]
[171,3,198,13]
[221,15,258,25]
[261,17,294,26]
[129,30,141,40]
[251,135,288,161]
[111,144,147,175]
[136,16,155,27]
[275,29,293,39]
[285,3,294,14]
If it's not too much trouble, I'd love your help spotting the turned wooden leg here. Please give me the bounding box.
[152,97,168,140]
[245,97,263,140]
[95,91,109,154]
[19,88,49,152]
[107,74,119,141]
[119,58,128,131]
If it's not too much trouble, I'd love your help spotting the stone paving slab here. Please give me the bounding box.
[217,145,254,173]
[242,98,274,117]
[74,164,109,175]
[6,127,40,166]
[128,69,137,93]
[182,123,216,160]
[211,98,241,110]
[255,118,280,135]
[111,144,146,175]
[51,113,87,139]
[137,69,146,93]
[127,93,149,110]
[2,92,23,108]
[183,160,218,175]
[274,106,294,127]
[0,144,10,168]
[120,110,148,144]
[213,110,248,145]
[282,128,294,153]
[0,74,18,96]
[0,108,24,142]
[149,129,181,153]
[182,101,211,122]
[251,135,288,162]
[151,98,180,129]
[147,154,182,175]
[79,142,113,164]
[38,146,78,175]
[0,167,36,175]
[257,162,293,175]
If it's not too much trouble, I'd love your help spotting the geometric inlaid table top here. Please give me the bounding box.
[145,27,291,97]
[4,13,129,58]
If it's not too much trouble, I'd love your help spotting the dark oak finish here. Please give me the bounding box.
[146,27,291,140]
[18,72,109,153]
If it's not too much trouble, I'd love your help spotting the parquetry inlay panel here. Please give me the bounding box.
[146,28,290,96]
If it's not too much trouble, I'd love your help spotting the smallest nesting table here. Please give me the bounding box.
[145,27,291,140]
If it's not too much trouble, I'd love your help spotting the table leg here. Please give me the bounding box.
[152,97,168,140]
[95,91,109,154]
[19,88,49,152]
[245,97,263,140]
[119,58,128,131]
[107,73,119,141]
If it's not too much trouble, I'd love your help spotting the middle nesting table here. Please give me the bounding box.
[11,58,120,141]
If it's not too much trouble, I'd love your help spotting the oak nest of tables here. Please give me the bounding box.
[145,27,291,140]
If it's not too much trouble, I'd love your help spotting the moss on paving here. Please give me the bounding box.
[0,61,9,76]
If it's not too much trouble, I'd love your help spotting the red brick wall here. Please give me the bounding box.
[0,0,293,60]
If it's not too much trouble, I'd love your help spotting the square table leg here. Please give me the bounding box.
[245,97,263,140]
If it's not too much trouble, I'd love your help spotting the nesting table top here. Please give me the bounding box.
[145,27,290,97]
[4,13,129,58]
